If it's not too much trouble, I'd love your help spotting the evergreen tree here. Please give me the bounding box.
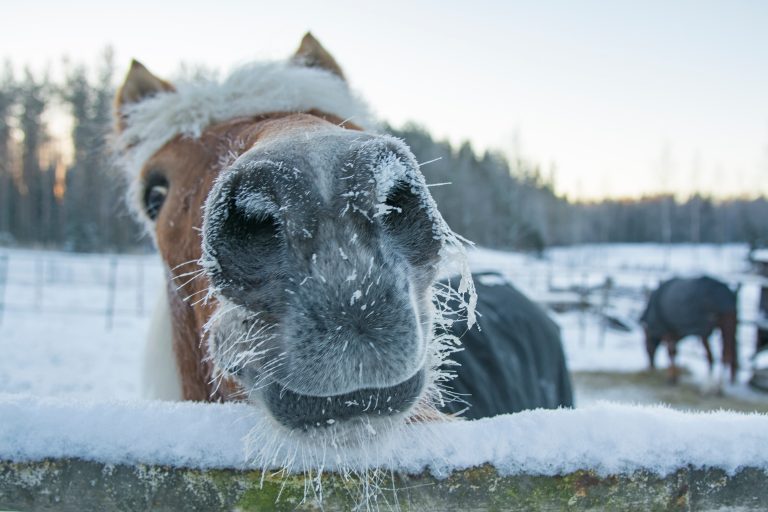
[0,62,16,242]
[17,69,49,244]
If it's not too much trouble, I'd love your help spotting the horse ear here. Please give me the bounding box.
[115,60,175,131]
[292,32,346,80]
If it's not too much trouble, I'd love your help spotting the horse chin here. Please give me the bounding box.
[207,296,435,441]
[256,367,426,432]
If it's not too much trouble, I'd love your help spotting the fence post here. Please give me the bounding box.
[0,253,7,326]
[105,257,118,330]
[578,271,588,347]
[598,276,613,348]
[34,257,44,312]
[136,258,144,316]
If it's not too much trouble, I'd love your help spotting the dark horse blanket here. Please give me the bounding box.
[440,273,574,419]
[641,276,736,341]
[640,275,739,382]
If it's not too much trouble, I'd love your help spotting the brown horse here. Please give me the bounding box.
[114,34,475,437]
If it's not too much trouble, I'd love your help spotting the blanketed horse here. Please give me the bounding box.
[441,273,573,418]
[640,276,738,384]
[113,33,569,443]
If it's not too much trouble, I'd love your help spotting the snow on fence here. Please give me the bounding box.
[2,395,768,511]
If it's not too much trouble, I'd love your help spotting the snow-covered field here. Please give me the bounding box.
[0,250,160,399]
[0,243,764,402]
[2,244,768,475]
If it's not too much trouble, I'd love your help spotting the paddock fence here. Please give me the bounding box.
[0,248,763,336]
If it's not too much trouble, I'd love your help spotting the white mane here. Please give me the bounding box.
[114,61,376,181]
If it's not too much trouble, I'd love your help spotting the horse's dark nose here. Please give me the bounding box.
[201,130,435,417]
[202,166,285,297]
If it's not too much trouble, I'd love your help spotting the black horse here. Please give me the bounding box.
[441,273,574,419]
[640,276,738,384]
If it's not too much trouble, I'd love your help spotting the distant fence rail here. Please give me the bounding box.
[0,246,762,333]
[0,251,163,328]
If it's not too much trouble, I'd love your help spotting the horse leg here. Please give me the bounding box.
[701,334,723,395]
[720,312,739,384]
[701,335,714,373]
[666,337,679,384]
[645,336,658,370]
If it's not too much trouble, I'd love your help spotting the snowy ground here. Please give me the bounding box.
[1,243,766,408]
[0,250,159,399]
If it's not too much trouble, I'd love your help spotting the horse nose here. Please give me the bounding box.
[200,135,422,289]
[201,165,284,294]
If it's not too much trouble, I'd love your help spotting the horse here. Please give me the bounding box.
[113,33,569,444]
[640,276,739,386]
[441,272,573,418]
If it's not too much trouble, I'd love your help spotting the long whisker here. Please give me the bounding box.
[174,270,206,291]
[170,258,201,272]
[418,156,442,167]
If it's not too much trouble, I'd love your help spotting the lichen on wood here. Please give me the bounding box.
[2,459,767,511]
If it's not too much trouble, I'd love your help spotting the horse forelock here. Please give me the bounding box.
[113,61,376,187]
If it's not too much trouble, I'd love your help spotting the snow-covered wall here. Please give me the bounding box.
[2,393,767,477]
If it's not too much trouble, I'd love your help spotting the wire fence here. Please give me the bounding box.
[0,250,163,329]
[0,245,761,336]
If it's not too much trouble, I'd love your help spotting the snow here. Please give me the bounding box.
[1,393,766,476]
[1,244,768,475]
[751,248,768,263]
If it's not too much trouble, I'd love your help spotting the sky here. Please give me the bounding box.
[2,0,768,200]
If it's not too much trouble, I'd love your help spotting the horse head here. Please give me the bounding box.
[113,34,475,439]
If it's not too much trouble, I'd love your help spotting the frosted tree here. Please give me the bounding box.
[0,62,16,240]
[62,48,142,251]
[62,62,98,250]
[17,69,49,243]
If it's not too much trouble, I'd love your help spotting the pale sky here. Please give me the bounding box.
[3,0,768,200]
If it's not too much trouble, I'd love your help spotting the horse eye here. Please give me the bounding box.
[143,175,169,221]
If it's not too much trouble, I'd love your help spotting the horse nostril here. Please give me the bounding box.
[203,169,284,290]
[231,207,280,244]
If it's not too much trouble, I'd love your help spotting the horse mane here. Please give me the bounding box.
[113,61,376,184]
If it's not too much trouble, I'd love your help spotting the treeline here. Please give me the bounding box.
[0,55,766,254]
[573,195,768,247]
[390,124,567,252]
[393,124,768,251]
[0,52,143,252]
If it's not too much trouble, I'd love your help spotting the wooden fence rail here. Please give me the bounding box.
[1,459,767,511]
